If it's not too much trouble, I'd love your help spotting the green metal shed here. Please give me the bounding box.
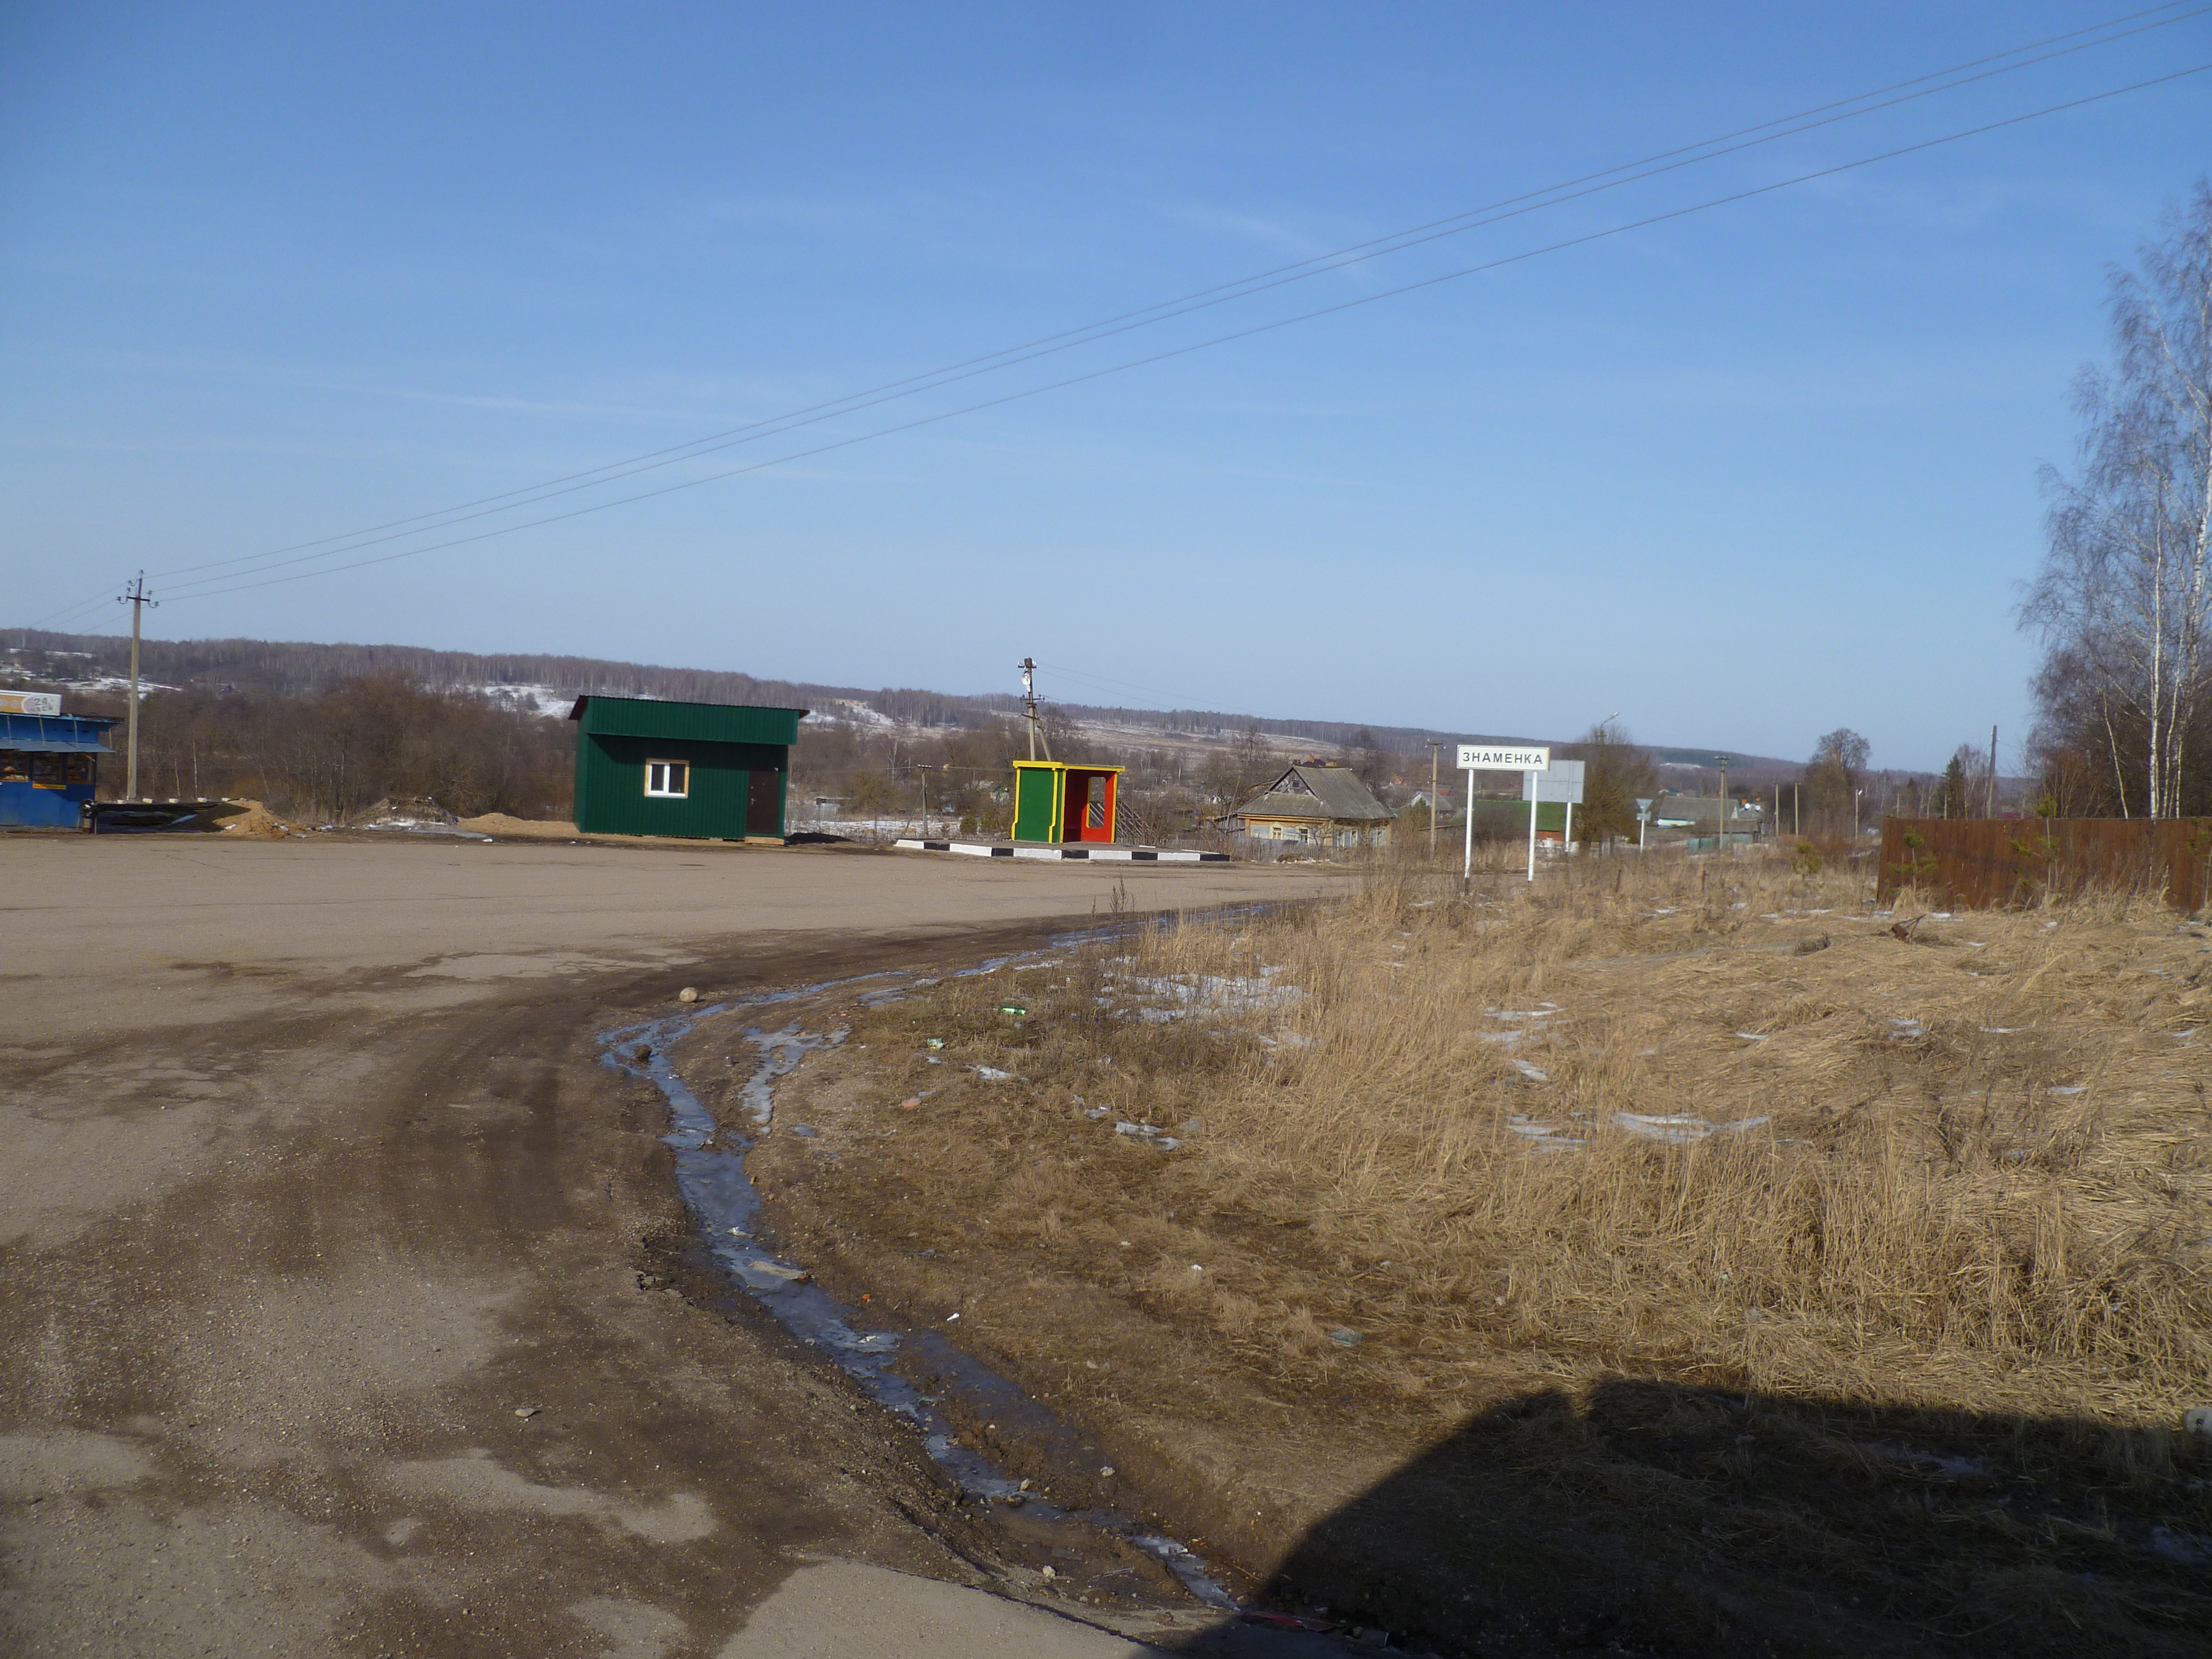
[567,695,806,840]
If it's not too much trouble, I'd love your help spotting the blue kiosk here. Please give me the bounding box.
[0,697,120,828]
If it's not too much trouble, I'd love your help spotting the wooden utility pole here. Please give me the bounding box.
[1987,724,1998,817]
[119,573,155,801]
[1426,740,1440,862]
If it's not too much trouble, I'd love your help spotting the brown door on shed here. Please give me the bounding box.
[746,768,782,837]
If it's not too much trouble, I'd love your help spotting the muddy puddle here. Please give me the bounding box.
[598,934,1253,1617]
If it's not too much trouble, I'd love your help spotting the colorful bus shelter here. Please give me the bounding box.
[1011,759,1123,845]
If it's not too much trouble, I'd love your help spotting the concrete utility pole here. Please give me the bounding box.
[1018,658,1051,761]
[1716,755,1728,850]
[1426,740,1440,861]
[119,573,155,801]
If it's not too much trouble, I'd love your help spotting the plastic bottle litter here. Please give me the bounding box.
[1328,1328,1363,1348]
[926,1037,946,1050]
[997,1003,1029,1016]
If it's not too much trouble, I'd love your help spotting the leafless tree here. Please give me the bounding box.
[2023,183,2212,819]
[1559,719,1655,845]
[1801,729,1869,834]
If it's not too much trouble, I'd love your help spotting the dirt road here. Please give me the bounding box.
[0,835,1347,1657]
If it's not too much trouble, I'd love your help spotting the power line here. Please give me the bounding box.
[28,585,133,634]
[158,60,2212,607]
[138,4,2205,595]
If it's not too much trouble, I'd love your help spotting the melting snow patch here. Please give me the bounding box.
[971,1065,1014,1082]
[1511,1060,1549,1083]
[2151,1527,2212,1565]
[1613,1113,1769,1145]
[1109,968,1303,1023]
[1113,1121,1180,1151]
[1736,1032,1769,1043]
[1867,1444,1989,1481]
[1506,1115,1585,1151]
[2049,1084,2086,1095]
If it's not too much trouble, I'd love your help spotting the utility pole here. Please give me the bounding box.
[1987,724,1998,818]
[1018,657,1052,761]
[1716,755,1728,851]
[119,573,155,801]
[1425,740,1440,862]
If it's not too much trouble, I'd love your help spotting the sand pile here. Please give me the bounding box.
[457,813,580,839]
[214,800,293,839]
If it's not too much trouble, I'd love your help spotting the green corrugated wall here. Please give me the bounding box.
[573,734,787,839]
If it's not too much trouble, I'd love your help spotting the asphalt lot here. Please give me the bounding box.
[0,833,1346,1657]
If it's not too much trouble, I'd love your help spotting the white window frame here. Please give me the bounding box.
[645,759,690,799]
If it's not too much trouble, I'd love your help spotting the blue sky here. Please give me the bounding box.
[4,3,2207,768]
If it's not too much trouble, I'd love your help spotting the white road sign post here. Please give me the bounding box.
[1634,796,1653,852]
[1457,744,1549,881]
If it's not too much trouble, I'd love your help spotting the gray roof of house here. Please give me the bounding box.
[1653,795,1763,822]
[1235,764,1393,822]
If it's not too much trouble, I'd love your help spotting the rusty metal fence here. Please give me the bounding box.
[1876,817,2212,912]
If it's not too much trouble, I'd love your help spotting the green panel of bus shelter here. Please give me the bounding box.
[1011,764,1062,843]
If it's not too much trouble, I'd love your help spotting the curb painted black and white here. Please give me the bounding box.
[894,838,1229,863]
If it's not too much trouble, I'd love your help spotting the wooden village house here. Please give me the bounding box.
[1225,762,1394,849]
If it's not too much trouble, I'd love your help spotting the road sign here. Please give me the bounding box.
[1634,797,1653,818]
[1521,759,1584,804]
[1458,744,1554,883]
[1459,743,1548,771]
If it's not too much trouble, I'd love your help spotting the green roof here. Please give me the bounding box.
[568,695,806,747]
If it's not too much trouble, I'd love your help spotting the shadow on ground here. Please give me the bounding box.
[1170,1378,2211,1659]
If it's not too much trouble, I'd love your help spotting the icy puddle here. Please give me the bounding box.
[598,961,1240,1612]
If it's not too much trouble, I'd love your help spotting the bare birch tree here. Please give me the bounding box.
[2024,184,2212,819]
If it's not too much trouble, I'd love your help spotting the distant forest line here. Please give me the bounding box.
[6,630,1925,837]
[2,627,1796,767]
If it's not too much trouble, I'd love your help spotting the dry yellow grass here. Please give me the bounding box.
[1123,855,2212,1420]
[737,851,2212,1653]
[844,852,2209,1427]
